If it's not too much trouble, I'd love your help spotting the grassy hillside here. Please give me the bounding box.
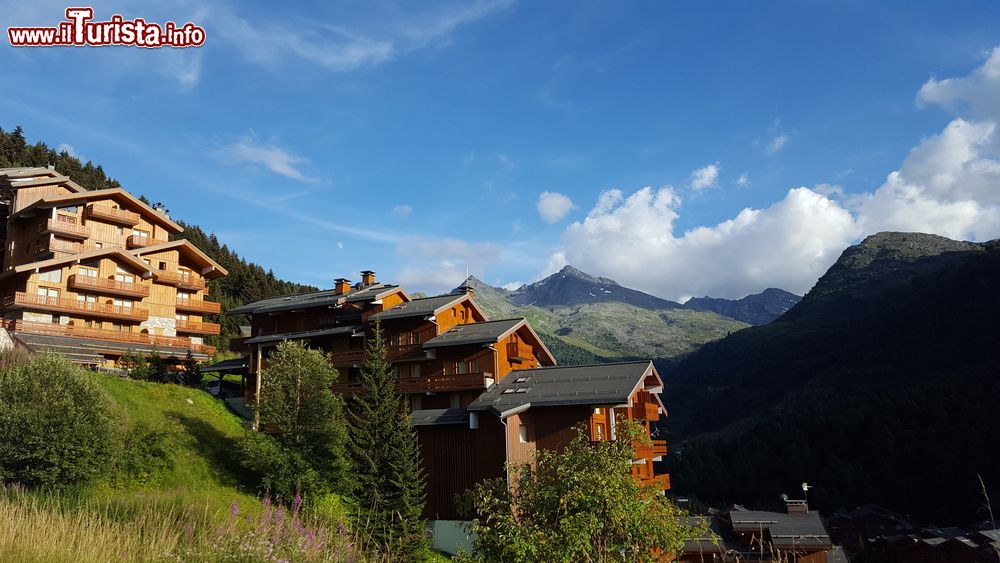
[84,375,256,512]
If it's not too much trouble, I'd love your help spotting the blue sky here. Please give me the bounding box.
[4,1,1000,299]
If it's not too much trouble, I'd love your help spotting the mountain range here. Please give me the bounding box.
[664,232,1000,523]
[455,266,798,365]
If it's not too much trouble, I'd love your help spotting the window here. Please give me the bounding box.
[114,267,134,284]
[113,298,133,308]
[62,205,78,214]
[159,261,167,270]
[78,267,98,278]
[132,229,148,239]
[595,423,606,440]
[175,313,189,321]
[38,269,62,283]
[177,291,190,301]
[94,242,103,249]
[36,287,58,298]
[142,259,151,266]
[76,294,96,305]
[519,424,529,444]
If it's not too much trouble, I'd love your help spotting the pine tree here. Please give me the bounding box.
[347,321,428,559]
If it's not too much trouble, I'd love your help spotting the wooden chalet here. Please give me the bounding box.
[0,167,227,365]
[232,271,671,524]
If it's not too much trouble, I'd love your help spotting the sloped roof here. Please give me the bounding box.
[726,508,832,549]
[467,360,654,417]
[422,318,520,347]
[244,325,363,345]
[0,247,153,279]
[201,356,250,373]
[12,331,211,361]
[12,188,183,232]
[1,167,86,192]
[371,292,480,321]
[228,284,405,315]
[410,408,470,427]
[131,239,228,278]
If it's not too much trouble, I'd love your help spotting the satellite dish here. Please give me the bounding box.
[802,482,813,492]
[780,493,789,501]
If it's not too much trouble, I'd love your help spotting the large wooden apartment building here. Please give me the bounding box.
[0,167,227,365]
[231,271,669,520]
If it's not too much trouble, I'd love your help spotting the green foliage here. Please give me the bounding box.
[113,416,180,484]
[460,422,702,562]
[346,322,429,559]
[0,355,119,487]
[241,341,348,500]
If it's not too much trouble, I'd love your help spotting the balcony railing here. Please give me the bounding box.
[328,349,366,365]
[68,274,150,298]
[3,292,149,321]
[633,439,668,460]
[126,235,153,248]
[387,343,426,361]
[639,473,671,491]
[155,270,207,291]
[40,218,89,239]
[175,298,221,314]
[331,371,494,396]
[398,371,494,393]
[4,320,215,355]
[86,204,140,226]
[631,401,660,421]
[507,342,532,360]
[36,238,83,255]
[175,319,221,335]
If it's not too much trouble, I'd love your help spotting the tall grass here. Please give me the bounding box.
[0,489,197,561]
[0,486,362,562]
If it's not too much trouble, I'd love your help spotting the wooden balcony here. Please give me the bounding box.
[631,401,660,421]
[68,274,150,298]
[328,349,366,365]
[4,320,215,355]
[40,218,89,240]
[126,235,154,249]
[175,297,221,314]
[175,319,221,335]
[36,238,83,255]
[634,439,668,460]
[4,292,148,322]
[398,371,494,393]
[507,342,533,361]
[331,371,494,396]
[155,270,206,291]
[639,473,671,491]
[387,343,426,361]
[86,204,140,226]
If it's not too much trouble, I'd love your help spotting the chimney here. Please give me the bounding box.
[782,494,809,514]
[334,278,351,295]
[459,283,476,299]
[360,270,376,286]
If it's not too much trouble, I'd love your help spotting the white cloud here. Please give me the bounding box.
[689,163,720,191]
[57,143,79,158]
[392,204,413,218]
[395,238,503,294]
[537,191,574,223]
[766,134,788,154]
[547,46,1000,301]
[218,136,316,182]
[736,172,750,187]
[212,1,512,74]
[501,281,523,291]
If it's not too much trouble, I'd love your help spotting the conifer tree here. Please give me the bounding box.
[347,321,428,559]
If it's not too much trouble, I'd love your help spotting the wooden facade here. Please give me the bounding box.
[235,274,671,521]
[0,167,227,364]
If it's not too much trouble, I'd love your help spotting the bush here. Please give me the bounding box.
[0,354,119,487]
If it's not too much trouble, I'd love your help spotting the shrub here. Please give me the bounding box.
[0,354,119,487]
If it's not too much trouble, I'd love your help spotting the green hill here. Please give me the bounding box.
[85,374,255,511]
[460,272,748,365]
[665,232,1000,523]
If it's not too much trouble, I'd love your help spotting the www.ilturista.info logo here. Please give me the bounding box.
[7,7,205,48]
